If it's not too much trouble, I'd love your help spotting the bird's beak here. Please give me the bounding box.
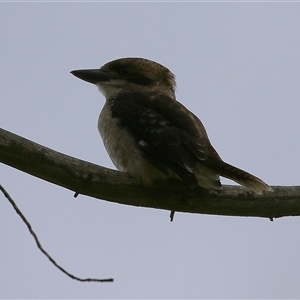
[71,69,112,84]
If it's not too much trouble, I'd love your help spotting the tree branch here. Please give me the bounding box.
[0,184,113,283]
[1,128,299,219]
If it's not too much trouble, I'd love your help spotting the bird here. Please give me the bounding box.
[71,57,273,194]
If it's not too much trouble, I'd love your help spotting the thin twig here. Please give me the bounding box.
[0,184,113,283]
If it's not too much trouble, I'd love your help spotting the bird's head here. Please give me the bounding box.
[71,57,176,99]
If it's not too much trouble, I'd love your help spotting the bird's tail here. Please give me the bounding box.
[207,160,273,194]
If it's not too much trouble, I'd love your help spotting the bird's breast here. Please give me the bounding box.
[98,102,170,184]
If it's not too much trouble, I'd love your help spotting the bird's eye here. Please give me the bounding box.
[119,66,132,76]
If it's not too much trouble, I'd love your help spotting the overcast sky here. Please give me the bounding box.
[1,2,300,299]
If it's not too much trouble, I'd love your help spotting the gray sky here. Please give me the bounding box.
[1,2,300,298]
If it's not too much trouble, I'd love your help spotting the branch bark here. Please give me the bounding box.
[1,128,299,219]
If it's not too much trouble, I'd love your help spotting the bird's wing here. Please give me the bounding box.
[110,91,211,187]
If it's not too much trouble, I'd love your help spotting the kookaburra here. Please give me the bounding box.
[71,57,272,194]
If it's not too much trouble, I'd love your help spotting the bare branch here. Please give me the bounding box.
[1,128,299,219]
[0,184,113,283]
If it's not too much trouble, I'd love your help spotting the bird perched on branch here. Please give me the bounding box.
[71,57,272,194]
